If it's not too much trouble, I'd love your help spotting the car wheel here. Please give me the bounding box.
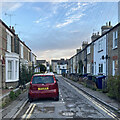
[29,98,33,103]
[54,96,59,101]
[28,94,33,103]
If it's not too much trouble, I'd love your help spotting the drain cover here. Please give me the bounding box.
[60,111,75,117]
[37,106,55,113]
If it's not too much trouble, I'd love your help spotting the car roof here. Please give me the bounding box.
[34,72,55,76]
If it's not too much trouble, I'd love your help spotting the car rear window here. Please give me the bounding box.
[32,75,54,84]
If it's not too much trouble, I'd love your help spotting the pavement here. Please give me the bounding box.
[1,90,28,119]
[62,76,120,113]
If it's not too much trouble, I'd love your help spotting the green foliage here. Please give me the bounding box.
[50,65,53,72]
[15,89,21,97]
[107,76,120,102]
[19,64,34,85]
[38,64,46,73]
[9,91,16,100]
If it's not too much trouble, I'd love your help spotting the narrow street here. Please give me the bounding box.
[16,75,119,119]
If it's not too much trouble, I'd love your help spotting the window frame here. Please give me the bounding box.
[113,30,118,49]
[8,60,13,80]
[87,46,90,55]
[99,63,103,73]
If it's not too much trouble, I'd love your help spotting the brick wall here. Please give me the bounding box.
[108,26,119,75]
[118,23,120,75]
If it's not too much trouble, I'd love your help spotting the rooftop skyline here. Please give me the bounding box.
[0,2,118,61]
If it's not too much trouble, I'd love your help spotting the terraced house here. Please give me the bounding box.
[0,19,19,88]
[0,19,37,88]
[68,21,120,77]
[107,22,120,76]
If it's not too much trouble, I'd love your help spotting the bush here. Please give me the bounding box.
[19,64,34,86]
[9,91,16,100]
[107,76,120,102]
[15,89,21,97]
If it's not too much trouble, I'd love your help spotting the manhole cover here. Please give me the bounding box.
[37,106,55,113]
[66,103,76,108]
[60,111,75,117]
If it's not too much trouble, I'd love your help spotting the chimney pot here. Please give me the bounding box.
[106,22,108,26]
[109,21,111,26]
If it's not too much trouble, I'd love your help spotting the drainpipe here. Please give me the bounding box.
[106,34,108,77]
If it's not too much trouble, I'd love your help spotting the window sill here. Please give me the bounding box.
[112,47,117,50]
[87,53,91,55]
[98,50,103,53]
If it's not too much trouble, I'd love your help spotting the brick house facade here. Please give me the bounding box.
[0,19,19,88]
[108,23,120,76]
[68,22,120,76]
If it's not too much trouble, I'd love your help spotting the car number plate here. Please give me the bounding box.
[38,87,49,90]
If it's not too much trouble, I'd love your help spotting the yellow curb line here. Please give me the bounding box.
[64,79,119,120]
[26,104,36,120]
[22,103,33,119]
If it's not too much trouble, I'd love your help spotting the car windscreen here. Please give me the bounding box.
[32,76,54,84]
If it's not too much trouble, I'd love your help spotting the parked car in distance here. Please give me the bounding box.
[28,72,59,102]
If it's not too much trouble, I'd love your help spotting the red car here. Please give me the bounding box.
[28,73,59,102]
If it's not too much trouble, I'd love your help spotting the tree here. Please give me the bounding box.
[50,65,53,72]
[38,64,46,73]
[19,64,28,85]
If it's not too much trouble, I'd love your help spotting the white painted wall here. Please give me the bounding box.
[57,64,67,74]
[93,35,107,75]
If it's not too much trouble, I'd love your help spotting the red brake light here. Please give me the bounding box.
[49,82,58,90]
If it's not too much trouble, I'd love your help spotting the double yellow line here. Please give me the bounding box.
[64,80,120,120]
[22,103,36,120]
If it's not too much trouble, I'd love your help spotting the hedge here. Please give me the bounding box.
[107,76,120,102]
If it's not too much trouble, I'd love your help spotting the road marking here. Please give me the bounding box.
[63,79,119,120]
[22,103,33,119]
[12,99,28,119]
[26,104,36,120]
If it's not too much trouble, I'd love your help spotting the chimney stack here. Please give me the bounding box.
[82,41,88,49]
[91,32,100,42]
[12,26,15,33]
[101,21,112,35]
[76,48,81,54]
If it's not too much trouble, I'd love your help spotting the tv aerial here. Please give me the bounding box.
[5,13,15,26]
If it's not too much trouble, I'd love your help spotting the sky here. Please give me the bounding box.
[0,2,118,61]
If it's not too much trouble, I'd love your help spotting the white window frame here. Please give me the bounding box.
[87,64,90,73]
[112,60,118,76]
[15,61,18,79]
[87,46,90,54]
[8,60,13,80]
[98,39,103,52]
[21,43,23,58]
[99,63,103,73]
[113,30,118,49]
[7,33,12,52]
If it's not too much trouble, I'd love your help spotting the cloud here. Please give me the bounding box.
[9,3,23,11]
[55,2,89,28]
[56,19,73,28]
[33,17,49,24]
[56,13,84,28]
[34,49,76,61]
[32,6,41,11]
[1,2,23,12]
